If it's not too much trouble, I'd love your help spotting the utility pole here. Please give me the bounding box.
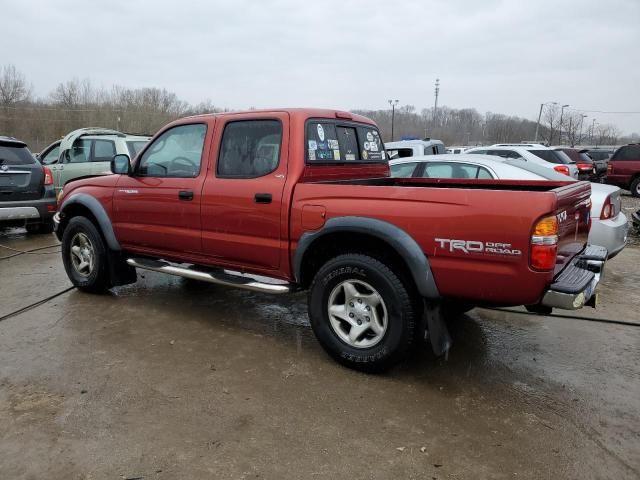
[578,114,588,146]
[388,99,399,141]
[558,104,569,145]
[432,78,440,134]
[534,101,557,142]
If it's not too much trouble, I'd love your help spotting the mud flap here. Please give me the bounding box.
[423,302,452,357]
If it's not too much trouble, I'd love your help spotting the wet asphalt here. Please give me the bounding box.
[0,207,639,479]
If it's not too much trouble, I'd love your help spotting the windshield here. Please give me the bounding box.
[0,145,36,166]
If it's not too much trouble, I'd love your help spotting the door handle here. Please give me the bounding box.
[254,193,272,204]
[179,190,194,201]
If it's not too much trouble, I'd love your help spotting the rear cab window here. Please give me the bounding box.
[529,150,573,164]
[386,148,413,159]
[306,120,385,163]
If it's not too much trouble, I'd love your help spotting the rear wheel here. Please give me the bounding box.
[61,217,110,293]
[630,177,640,197]
[308,254,418,372]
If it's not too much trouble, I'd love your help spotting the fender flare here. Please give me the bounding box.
[294,216,439,299]
[59,193,121,251]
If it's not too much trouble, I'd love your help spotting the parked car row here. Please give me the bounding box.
[0,128,149,234]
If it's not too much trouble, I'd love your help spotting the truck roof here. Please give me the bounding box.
[182,108,376,125]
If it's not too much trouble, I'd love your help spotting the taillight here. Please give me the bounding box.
[553,165,570,176]
[607,163,613,174]
[600,195,615,220]
[576,162,592,172]
[530,215,559,271]
[43,166,54,185]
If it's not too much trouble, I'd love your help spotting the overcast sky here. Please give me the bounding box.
[4,0,640,133]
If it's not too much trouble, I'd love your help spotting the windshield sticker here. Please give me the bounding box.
[362,150,368,160]
[369,142,378,152]
[328,139,339,150]
[366,131,374,142]
[333,150,341,160]
[308,149,316,161]
[317,124,325,141]
[380,150,385,159]
[363,142,370,150]
[308,140,317,151]
[345,153,355,161]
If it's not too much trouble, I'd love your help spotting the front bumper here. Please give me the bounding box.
[589,213,628,259]
[0,197,57,224]
[541,245,607,310]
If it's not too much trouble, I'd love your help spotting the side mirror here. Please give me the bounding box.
[111,154,131,175]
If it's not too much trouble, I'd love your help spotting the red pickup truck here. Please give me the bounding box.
[54,108,606,371]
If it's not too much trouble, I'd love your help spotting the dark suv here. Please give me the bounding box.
[607,144,640,197]
[0,136,57,233]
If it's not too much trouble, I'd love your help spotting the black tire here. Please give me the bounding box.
[308,254,418,372]
[25,223,40,234]
[630,177,640,198]
[61,216,110,293]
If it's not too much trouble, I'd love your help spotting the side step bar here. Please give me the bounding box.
[126,257,292,294]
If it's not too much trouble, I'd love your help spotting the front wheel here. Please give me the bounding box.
[308,254,418,372]
[61,217,110,293]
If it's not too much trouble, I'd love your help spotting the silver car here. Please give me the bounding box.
[389,154,628,258]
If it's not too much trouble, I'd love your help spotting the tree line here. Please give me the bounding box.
[0,64,632,152]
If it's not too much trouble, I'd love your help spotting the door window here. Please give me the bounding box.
[217,120,282,178]
[93,140,116,162]
[137,124,206,177]
[390,162,418,177]
[422,162,492,179]
[65,139,91,163]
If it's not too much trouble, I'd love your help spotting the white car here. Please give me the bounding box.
[465,144,579,179]
[389,154,628,258]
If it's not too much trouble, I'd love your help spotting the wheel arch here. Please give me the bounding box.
[58,193,121,251]
[294,216,439,299]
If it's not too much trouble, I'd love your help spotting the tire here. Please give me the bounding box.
[630,177,640,198]
[25,223,41,234]
[308,254,418,372]
[61,216,111,293]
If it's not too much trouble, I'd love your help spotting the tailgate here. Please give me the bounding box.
[0,164,43,201]
[552,181,592,275]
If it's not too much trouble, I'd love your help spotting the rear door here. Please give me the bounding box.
[0,142,43,202]
[200,113,289,271]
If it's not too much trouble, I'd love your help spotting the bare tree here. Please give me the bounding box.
[0,65,32,105]
[540,104,561,145]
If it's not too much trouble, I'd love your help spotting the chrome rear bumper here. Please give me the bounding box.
[541,245,607,310]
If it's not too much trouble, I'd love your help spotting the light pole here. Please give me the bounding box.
[534,101,557,142]
[388,99,399,141]
[558,104,569,145]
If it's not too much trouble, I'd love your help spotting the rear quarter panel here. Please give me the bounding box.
[291,180,590,306]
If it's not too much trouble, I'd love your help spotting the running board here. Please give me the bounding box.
[126,258,292,294]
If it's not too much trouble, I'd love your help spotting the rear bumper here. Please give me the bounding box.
[0,197,57,223]
[541,245,607,310]
[589,214,628,259]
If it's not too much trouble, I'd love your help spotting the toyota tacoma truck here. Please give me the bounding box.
[54,108,606,371]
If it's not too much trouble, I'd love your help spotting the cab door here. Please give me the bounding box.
[200,113,289,271]
[111,122,211,256]
[52,138,93,192]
